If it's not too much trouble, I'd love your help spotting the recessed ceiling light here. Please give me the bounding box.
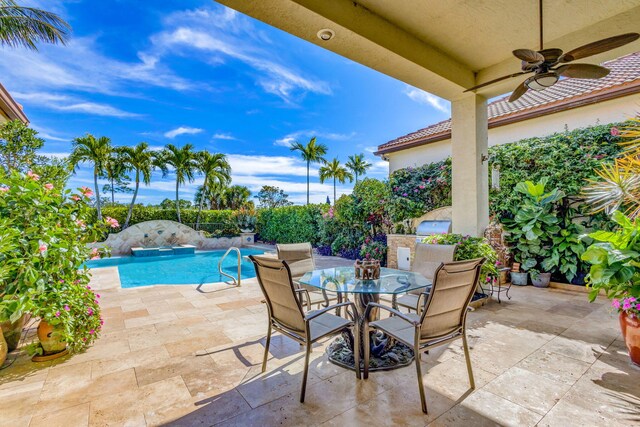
[317,29,335,41]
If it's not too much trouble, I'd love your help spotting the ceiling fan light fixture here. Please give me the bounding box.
[525,72,558,91]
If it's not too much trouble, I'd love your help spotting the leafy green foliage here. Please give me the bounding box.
[0,170,110,353]
[0,0,70,51]
[582,211,640,302]
[256,205,324,244]
[255,185,293,208]
[0,119,44,173]
[421,234,498,284]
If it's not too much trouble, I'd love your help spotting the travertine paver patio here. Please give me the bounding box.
[1,265,638,426]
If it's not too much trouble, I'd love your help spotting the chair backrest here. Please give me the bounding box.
[412,243,457,281]
[249,255,306,333]
[276,242,315,281]
[419,258,484,340]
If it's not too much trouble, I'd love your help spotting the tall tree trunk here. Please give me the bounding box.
[196,177,207,230]
[306,160,310,205]
[175,178,181,223]
[355,173,359,184]
[110,177,115,204]
[94,167,102,220]
[124,170,139,229]
[333,177,336,206]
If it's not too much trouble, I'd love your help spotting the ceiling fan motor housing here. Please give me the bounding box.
[525,72,559,91]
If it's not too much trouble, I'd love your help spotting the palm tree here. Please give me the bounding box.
[319,158,353,205]
[290,137,328,204]
[69,134,112,220]
[158,144,197,223]
[120,142,153,229]
[225,185,252,210]
[346,153,372,184]
[195,151,231,229]
[101,150,130,205]
[0,0,70,50]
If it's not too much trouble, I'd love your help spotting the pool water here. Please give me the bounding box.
[85,248,265,288]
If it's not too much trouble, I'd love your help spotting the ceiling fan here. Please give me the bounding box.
[464,0,639,102]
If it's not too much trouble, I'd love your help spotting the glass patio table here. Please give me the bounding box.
[299,266,432,371]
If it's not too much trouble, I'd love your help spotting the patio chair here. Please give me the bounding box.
[276,242,337,310]
[248,255,360,403]
[363,258,484,413]
[393,243,457,314]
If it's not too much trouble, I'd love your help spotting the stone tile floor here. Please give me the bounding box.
[1,268,639,426]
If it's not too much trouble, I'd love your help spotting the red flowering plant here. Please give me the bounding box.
[0,171,114,354]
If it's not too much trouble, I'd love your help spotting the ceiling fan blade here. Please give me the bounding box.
[560,33,640,62]
[513,49,545,64]
[508,82,528,102]
[538,48,563,63]
[555,63,610,79]
[464,71,529,92]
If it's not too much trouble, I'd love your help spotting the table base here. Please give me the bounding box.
[326,332,414,372]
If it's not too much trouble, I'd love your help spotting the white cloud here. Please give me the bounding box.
[163,126,204,139]
[274,130,356,147]
[13,92,142,118]
[404,86,450,113]
[212,133,237,140]
[364,146,378,153]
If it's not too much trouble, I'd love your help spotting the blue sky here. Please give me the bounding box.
[3,0,451,204]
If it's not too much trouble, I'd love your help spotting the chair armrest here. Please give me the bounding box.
[416,291,430,315]
[294,288,310,308]
[364,302,420,326]
[305,301,356,321]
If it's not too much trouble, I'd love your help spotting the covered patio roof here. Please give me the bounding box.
[215,0,640,236]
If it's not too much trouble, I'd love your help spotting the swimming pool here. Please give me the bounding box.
[85,248,265,288]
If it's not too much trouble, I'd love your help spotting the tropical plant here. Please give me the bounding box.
[345,153,372,184]
[119,142,154,229]
[157,144,197,223]
[195,151,231,230]
[422,233,498,285]
[502,178,564,277]
[319,158,353,205]
[224,185,252,210]
[0,119,44,174]
[581,211,640,302]
[0,170,113,353]
[0,0,70,50]
[101,150,131,205]
[255,185,293,209]
[583,119,640,219]
[290,137,328,204]
[69,134,112,220]
[235,206,257,232]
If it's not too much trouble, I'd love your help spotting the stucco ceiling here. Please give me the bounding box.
[215,0,640,100]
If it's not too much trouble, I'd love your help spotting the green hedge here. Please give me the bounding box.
[256,205,324,244]
[99,206,239,235]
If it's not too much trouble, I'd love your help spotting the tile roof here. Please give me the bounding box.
[377,51,640,154]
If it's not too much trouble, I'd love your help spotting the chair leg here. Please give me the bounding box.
[353,325,361,380]
[415,344,428,414]
[300,342,312,403]
[262,323,272,373]
[462,332,475,389]
[363,325,370,379]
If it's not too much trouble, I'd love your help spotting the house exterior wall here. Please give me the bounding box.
[386,93,640,173]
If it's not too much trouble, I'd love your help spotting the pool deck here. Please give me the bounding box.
[1,253,639,426]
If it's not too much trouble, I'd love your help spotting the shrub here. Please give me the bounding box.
[0,171,111,353]
[256,205,324,244]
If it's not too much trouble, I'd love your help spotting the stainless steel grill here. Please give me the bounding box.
[415,220,452,242]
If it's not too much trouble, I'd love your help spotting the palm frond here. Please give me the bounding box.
[582,158,640,217]
[0,1,70,50]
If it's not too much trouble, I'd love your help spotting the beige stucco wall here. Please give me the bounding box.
[387,93,640,172]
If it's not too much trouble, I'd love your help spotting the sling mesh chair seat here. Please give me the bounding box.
[249,255,360,403]
[364,258,485,413]
[276,242,338,310]
[392,243,457,314]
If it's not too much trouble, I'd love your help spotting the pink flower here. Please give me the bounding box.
[39,244,47,253]
[96,294,101,298]
[89,329,95,335]
[80,186,93,197]
[86,285,92,289]
[54,311,61,318]
[63,304,70,311]
[623,300,633,310]
[44,183,54,190]
[71,195,81,201]
[612,299,621,309]
[628,297,637,303]
[0,186,8,193]
[91,256,100,260]
[611,127,620,136]
[105,216,119,229]
[100,320,105,325]
[76,220,86,229]
[26,170,40,181]
[87,308,94,316]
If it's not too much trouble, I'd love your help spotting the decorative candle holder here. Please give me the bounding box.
[354,259,381,280]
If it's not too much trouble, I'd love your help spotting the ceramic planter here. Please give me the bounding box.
[620,312,640,366]
[0,326,7,367]
[37,320,67,355]
[0,314,27,352]
[531,272,551,288]
[510,272,528,286]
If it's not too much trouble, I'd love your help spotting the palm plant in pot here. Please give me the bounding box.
[502,178,564,287]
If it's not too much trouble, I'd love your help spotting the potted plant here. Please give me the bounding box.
[235,207,257,233]
[502,178,564,287]
[582,211,640,365]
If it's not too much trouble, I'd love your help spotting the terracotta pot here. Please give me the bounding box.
[0,325,7,367]
[620,312,640,366]
[37,320,67,354]
[0,314,27,352]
